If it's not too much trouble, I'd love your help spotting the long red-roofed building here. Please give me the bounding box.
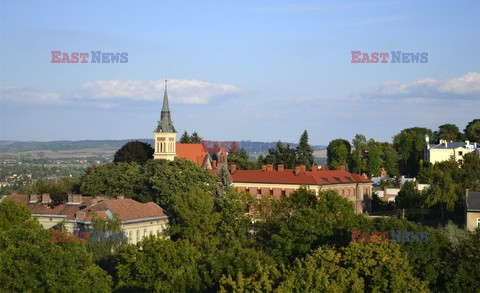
[228,163,372,214]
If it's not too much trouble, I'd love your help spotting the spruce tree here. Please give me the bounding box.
[296,130,314,168]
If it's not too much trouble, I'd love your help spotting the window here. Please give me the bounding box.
[477,218,480,228]
[459,151,463,156]
[136,230,140,243]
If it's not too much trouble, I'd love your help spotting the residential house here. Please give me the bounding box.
[465,189,480,231]
[6,193,169,245]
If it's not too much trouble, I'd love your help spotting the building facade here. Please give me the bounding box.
[465,189,480,231]
[6,193,169,245]
[229,164,372,214]
[425,134,479,164]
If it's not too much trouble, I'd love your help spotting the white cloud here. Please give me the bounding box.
[76,79,241,104]
[439,72,480,94]
[1,79,241,107]
[359,72,480,102]
[0,87,63,104]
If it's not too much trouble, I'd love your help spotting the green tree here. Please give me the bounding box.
[168,188,220,249]
[86,212,127,278]
[256,188,356,263]
[393,127,433,177]
[296,130,314,168]
[464,119,480,142]
[277,246,364,292]
[340,242,429,292]
[216,164,232,197]
[115,238,203,292]
[0,199,112,292]
[327,139,351,170]
[443,228,480,292]
[262,141,297,169]
[350,134,367,174]
[113,140,154,163]
[395,180,424,209]
[423,160,462,212]
[365,139,382,177]
[381,142,400,177]
[190,131,203,143]
[80,159,216,210]
[180,130,191,143]
[228,156,258,170]
[461,152,480,191]
[433,123,461,142]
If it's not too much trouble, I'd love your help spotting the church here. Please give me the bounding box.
[153,81,373,214]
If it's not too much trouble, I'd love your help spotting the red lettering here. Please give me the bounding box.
[370,231,379,242]
[380,52,389,63]
[351,230,361,242]
[61,53,71,63]
[351,51,362,63]
[371,52,379,63]
[79,52,89,63]
[380,232,389,242]
[361,53,370,63]
[71,52,79,63]
[51,230,61,242]
[51,51,61,63]
[221,141,229,151]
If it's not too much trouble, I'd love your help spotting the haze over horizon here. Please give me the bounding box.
[1,1,479,145]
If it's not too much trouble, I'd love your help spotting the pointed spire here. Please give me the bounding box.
[162,79,170,112]
[155,79,176,133]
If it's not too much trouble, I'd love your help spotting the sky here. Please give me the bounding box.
[1,0,479,145]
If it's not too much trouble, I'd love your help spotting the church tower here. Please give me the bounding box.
[153,80,177,160]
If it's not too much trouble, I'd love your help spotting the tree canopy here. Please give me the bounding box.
[327,138,351,170]
[113,140,154,163]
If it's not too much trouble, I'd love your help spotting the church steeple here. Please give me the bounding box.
[153,79,177,161]
[155,79,176,133]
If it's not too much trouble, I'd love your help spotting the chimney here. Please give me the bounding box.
[68,194,73,203]
[299,164,306,173]
[75,211,85,221]
[29,194,38,203]
[266,164,273,171]
[295,166,300,175]
[322,165,329,171]
[278,164,284,172]
[73,194,82,203]
[339,165,346,171]
[41,193,50,204]
[262,165,266,171]
[466,140,470,146]
[117,194,124,200]
[230,164,237,174]
[312,164,318,172]
[212,160,217,168]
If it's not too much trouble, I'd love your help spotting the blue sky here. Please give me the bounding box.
[1,0,479,145]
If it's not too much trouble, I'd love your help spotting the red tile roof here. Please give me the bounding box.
[8,194,90,216]
[230,169,371,185]
[7,194,168,223]
[71,198,168,222]
[176,143,208,167]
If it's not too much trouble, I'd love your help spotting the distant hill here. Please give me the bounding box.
[0,139,325,153]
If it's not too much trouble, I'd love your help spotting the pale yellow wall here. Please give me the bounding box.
[466,211,480,231]
[232,182,372,214]
[428,147,475,164]
[153,132,177,160]
[35,216,169,245]
[428,149,454,164]
[122,218,169,245]
[32,215,66,229]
